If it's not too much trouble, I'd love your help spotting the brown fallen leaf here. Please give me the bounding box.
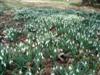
[26,61,34,69]
[5,70,12,75]
[40,58,52,75]
[57,51,74,65]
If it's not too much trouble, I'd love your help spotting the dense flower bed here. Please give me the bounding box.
[0,8,100,75]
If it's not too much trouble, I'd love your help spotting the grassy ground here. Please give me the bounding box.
[2,0,80,9]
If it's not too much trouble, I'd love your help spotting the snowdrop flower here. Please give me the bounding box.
[55,66,59,69]
[0,56,3,60]
[32,43,35,48]
[84,61,87,66]
[45,40,50,45]
[77,32,80,36]
[9,60,13,64]
[99,58,100,61]
[66,40,70,44]
[25,68,32,75]
[97,54,100,57]
[6,45,9,49]
[65,72,68,75]
[19,42,24,47]
[51,72,55,75]
[25,71,32,75]
[28,39,31,44]
[37,58,40,62]
[96,48,98,51]
[72,41,75,44]
[26,52,29,56]
[53,67,56,70]
[1,50,4,56]
[21,48,26,52]
[88,41,92,44]
[39,52,43,56]
[59,66,63,70]
[39,52,44,59]
[76,68,79,73]
[36,70,39,75]
[25,39,29,42]
[14,49,17,52]
[1,61,6,67]
[54,49,57,53]
[50,55,53,58]
[72,73,75,75]
[19,69,23,75]
[38,67,41,70]
[69,65,73,70]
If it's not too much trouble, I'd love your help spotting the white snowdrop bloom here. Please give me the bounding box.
[21,48,26,52]
[14,49,16,52]
[77,32,80,36]
[25,71,32,75]
[99,58,100,61]
[54,49,57,53]
[73,73,75,75]
[37,41,40,45]
[72,41,75,44]
[19,69,23,74]
[25,68,32,75]
[70,41,72,45]
[19,42,24,47]
[58,49,63,52]
[5,49,8,53]
[39,52,43,56]
[6,45,9,49]
[84,61,87,65]
[53,67,56,70]
[68,65,73,70]
[41,55,44,59]
[25,39,29,42]
[51,72,55,75]
[36,70,39,73]
[65,72,68,75]
[55,66,59,69]
[49,55,52,58]
[41,53,44,59]
[26,52,29,56]
[76,68,79,73]
[25,46,29,50]
[37,59,40,62]
[60,66,63,70]
[80,42,83,46]
[82,35,84,38]
[1,50,4,56]
[79,50,83,54]
[0,56,3,60]
[66,40,70,43]
[9,60,13,64]
[27,39,31,44]
[1,61,6,67]
[97,54,99,57]
[93,70,95,73]
[96,48,98,51]
[32,43,35,48]
[93,42,97,47]
[4,63,6,67]
[38,67,41,70]
[88,41,92,44]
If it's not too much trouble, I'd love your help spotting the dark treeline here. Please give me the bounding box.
[82,0,100,6]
